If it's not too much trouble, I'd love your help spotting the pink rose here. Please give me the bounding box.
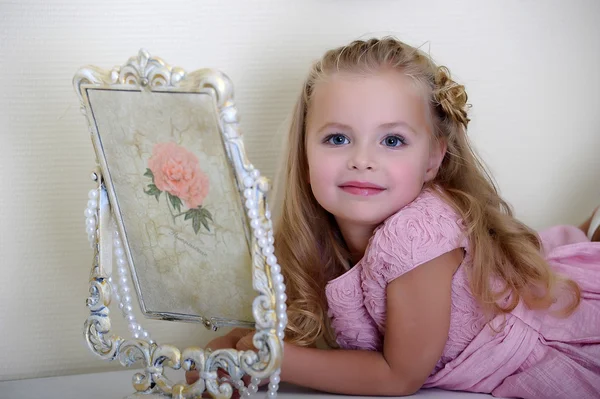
[147,142,209,209]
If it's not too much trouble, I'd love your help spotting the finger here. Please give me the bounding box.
[205,335,238,351]
[217,368,230,380]
[235,333,257,351]
[228,327,254,340]
[185,370,200,385]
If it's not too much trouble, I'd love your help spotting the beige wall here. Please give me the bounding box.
[1,0,599,381]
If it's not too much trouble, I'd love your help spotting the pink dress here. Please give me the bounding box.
[326,190,600,399]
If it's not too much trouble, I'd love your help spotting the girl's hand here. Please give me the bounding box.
[235,330,270,389]
[184,328,253,385]
[185,329,268,398]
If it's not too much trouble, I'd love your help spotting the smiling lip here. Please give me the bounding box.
[339,181,386,196]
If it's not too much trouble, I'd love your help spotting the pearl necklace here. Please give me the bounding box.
[85,171,286,397]
[237,171,285,397]
[85,187,152,342]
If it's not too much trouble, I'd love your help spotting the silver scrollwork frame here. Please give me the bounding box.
[74,49,286,398]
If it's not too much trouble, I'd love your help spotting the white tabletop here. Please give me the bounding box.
[0,369,496,399]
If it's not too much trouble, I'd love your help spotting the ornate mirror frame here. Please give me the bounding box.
[73,49,286,399]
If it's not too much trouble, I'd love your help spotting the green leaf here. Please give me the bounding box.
[199,207,213,222]
[184,209,194,221]
[144,168,154,181]
[192,214,201,234]
[183,207,212,234]
[167,193,183,212]
[144,184,161,201]
[200,215,210,232]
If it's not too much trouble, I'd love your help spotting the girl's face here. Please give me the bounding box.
[305,69,446,230]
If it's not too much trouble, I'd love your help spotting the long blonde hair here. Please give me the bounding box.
[273,37,580,347]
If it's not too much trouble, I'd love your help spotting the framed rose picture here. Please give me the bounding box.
[74,50,285,398]
[80,80,256,327]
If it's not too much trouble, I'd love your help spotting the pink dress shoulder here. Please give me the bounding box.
[325,190,600,399]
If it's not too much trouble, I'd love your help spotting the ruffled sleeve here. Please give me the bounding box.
[361,190,467,330]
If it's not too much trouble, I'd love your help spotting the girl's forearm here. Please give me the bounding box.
[280,343,421,396]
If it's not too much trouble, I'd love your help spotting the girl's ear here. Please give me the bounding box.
[425,139,447,182]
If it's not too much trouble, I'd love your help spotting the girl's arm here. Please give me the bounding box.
[278,248,464,396]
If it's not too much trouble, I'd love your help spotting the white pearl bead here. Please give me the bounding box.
[256,228,266,238]
[268,235,274,245]
[251,169,260,179]
[114,231,120,238]
[123,295,132,304]
[126,314,135,322]
[275,283,286,294]
[270,264,281,274]
[248,209,259,219]
[265,210,271,219]
[124,305,133,313]
[250,219,260,229]
[277,321,286,331]
[115,248,124,258]
[86,226,96,235]
[268,382,278,391]
[117,266,126,275]
[245,199,256,209]
[86,217,96,226]
[268,390,277,397]
[276,303,286,313]
[117,258,127,267]
[258,180,269,192]
[113,238,122,248]
[133,332,140,339]
[88,189,99,199]
[273,274,283,284]
[248,384,258,394]
[270,375,280,384]
[267,255,277,266]
[243,177,254,188]
[258,238,268,248]
[262,246,274,256]
[142,331,149,339]
[84,208,94,218]
[129,322,138,331]
[244,188,253,199]
[277,331,284,340]
[277,293,287,303]
[87,199,98,209]
[120,286,130,295]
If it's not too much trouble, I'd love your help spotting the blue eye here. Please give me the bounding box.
[325,134,350,146]
[381,135,406,148]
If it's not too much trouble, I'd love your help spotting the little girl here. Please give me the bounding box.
[189,37,600,398]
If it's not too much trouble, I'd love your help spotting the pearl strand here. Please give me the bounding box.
[85,186,152,343]
[109,229,153,342]
[241,169,286,398]
[84,188,99,248]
